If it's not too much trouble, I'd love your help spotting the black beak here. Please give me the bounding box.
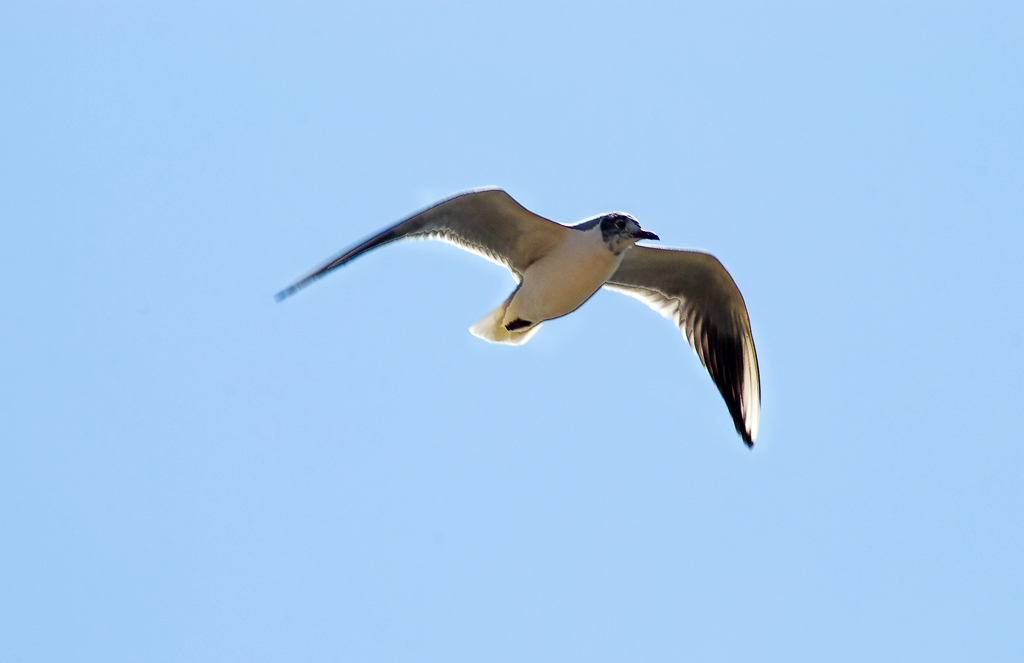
[635,230,660,241]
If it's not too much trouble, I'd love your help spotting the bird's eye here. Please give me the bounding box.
[616,219,625,229]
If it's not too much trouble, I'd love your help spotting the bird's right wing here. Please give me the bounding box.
[604,246,760,446]
[276,188,569,301]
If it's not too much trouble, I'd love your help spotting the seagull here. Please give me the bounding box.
[276,188,761,446]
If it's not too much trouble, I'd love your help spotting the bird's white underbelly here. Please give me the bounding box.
[504,232,623,325]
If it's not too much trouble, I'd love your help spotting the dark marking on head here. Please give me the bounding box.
[599,213,636,242]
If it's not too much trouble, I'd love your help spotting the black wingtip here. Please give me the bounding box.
[736,419,755,448]
[274,287,296,303]
[739,424,755,448]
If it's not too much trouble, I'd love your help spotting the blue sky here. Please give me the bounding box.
[1,2,1022,661]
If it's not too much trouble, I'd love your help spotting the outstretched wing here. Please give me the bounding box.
[605,246,760,446]
[275,188,569,301]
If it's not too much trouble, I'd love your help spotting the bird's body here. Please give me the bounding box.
[277,188,761,446]
[473,222,626,344]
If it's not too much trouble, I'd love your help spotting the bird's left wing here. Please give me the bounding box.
[604,246,761,446]
[276,188,569,301]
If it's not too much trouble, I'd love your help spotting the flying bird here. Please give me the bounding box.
[276,188,760,446]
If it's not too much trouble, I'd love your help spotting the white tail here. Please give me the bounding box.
[469,295,542,346]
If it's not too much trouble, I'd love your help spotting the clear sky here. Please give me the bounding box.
[1,2,1022,661]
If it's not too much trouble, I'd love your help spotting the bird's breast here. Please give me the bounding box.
[506,231,624,324]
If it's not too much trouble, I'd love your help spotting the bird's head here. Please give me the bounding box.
[599,213,659,254]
